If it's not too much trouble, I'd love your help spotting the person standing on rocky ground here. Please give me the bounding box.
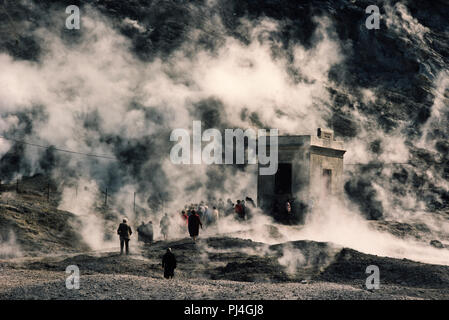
[204,205,212,228]
[226,198,234,216]
[245,196,256,208]
[212,206,219,224]
[211,206,220,232]
[286,200,292,215]
[235,200,244,220]
[179,210,188,233]
[198,202,206,220]
[188,209,202,242]
[218,198,225,212]
[245,196,256,219]
[162,248,177,279]
[160,213,170,240]
[137,221,153,243]
[181,210,188,224]
[137,221,146,242]
[146,220,154,242]
[117,218,132,255]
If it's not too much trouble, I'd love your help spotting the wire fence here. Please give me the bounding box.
[0,177,150,217]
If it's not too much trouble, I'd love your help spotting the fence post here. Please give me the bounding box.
[16,179,19,193]
[133,192,136,215]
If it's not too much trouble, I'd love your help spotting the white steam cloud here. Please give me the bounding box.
[0,2,448,268]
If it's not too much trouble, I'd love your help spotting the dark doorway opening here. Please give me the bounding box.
[275,163,292,195]
[322,169,332,194]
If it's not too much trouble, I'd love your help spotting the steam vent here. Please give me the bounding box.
[257,128,346,223]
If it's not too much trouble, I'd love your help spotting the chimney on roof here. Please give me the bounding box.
[317,128,334,141]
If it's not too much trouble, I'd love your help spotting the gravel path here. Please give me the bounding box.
[0,268,421,300]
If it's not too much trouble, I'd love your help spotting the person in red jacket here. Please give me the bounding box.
[188,210,202,242]
[181,210,188,224]
[234,200,244,220]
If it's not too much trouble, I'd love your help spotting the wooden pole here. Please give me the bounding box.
[133,192,136,215]
[16,179,19,193]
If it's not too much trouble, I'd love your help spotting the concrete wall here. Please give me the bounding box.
[257,129,345,223]
[257,136,310,211]
[309,147,345,199]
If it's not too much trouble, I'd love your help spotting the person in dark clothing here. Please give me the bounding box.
[117,218,132,255]
[146,221,154,242]
[137,221,146,242]
[226,198,234,216]
[188,210,202,242]
[235,200,244,220]
[162,248,177,279]
[137,221,154,243]
[245,196,256,209]
[245,196,256,219]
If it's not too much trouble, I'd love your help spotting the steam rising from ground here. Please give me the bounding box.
[278,244,306,274]
[1,2,448,266]
[58,179,113,250]
[298,197,449,266]
[0,230,23,259]
[218,197,449,266]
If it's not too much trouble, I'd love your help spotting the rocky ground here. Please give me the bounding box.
[1,180,449,300]
[0,183,449,300]
[1,236,449,300]
[0,191,89,256]
[0,269,430,300]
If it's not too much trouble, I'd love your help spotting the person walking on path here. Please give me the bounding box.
[188,210,202,242]
[162,248,177,279]
[117,218,132,255]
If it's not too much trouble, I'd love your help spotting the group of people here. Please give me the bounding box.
[115,196,257,278]
[135,213,171,244]
[181,197,256,224]
[117,196,259,253]
[180,204,216,227]
[117,218,177,279]
[231,197,256,220]
[178,196,256,240]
